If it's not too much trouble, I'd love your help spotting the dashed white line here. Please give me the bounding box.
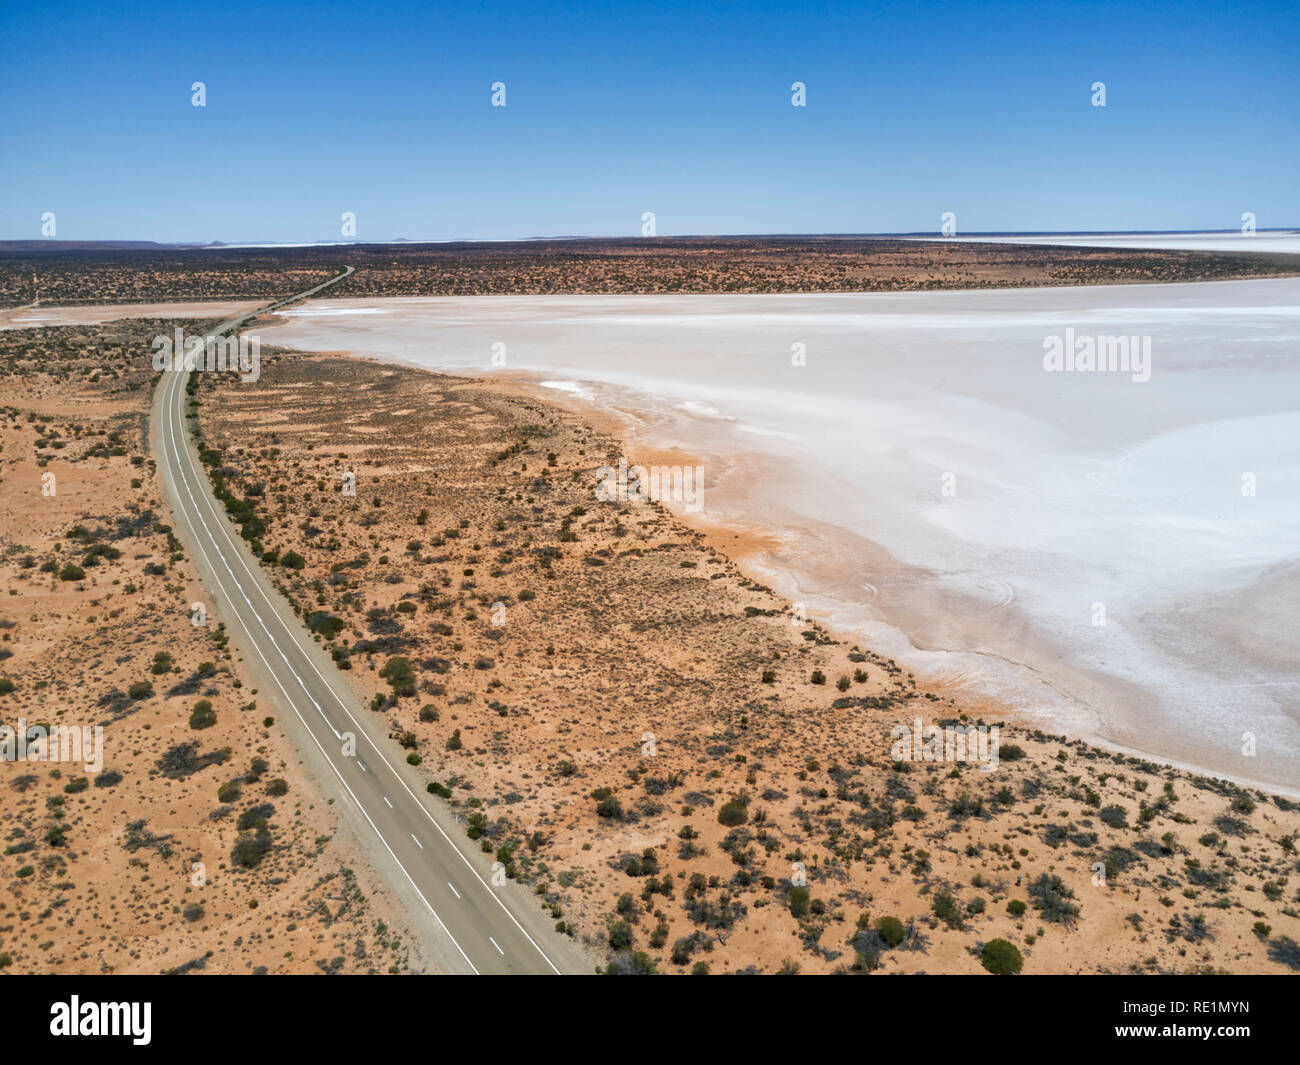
[411,834,424,850]
[383,796,393,808]
[447,882,461,899]
[489,936,504,956]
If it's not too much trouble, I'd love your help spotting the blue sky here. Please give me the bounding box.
[1,0,1296,241]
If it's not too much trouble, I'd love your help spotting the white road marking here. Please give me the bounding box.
[447,882,461,899]
[489,936,504,956]
[411,834,424,850]
[383,796,393,808]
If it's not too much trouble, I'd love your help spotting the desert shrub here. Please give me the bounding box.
[875,916,906,948]
[932,891,964,929]
[981,938,1024,975]
[58,564,85,581]
[237,803,275,831]
[671,936,696,965]
[1007,899,1027,917]
[604,951,656,975]
[607,921,633,951]
[307,612,345,638]
[189,699,216,730]
[788,885,810,918]
[1267,936,1300,971]
[1029,874,1080,927]
[380,656,416,697]
[717,800,748,827]
[231,827,272,868]
[1099,804,1129,829]
[127,681,153,700]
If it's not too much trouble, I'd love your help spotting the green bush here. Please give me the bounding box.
[58,564,85,581]
[788,885,810,918]
[380,656,416,697]
[1007,899,1027,917]
[189,699,217,730]
[981,938,1024,975]
[932,891,963,929]
[875,915,906,948]
[717,800,748,827]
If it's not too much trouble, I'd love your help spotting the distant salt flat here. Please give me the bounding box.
[282,306,391,317]
[0,300,262,330]
[276,280,1300,790]
[924,230,1300,255]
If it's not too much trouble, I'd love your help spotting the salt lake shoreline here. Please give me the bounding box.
[259,279,1300,797]
[250,317,1300,800]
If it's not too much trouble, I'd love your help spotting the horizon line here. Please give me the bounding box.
[3,227,1298,251]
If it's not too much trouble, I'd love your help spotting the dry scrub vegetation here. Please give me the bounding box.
[191,347,1300,975]
[4,237,1299,307]
[0,322,422,973]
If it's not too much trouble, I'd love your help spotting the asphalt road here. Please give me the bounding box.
[150,268,589,974]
